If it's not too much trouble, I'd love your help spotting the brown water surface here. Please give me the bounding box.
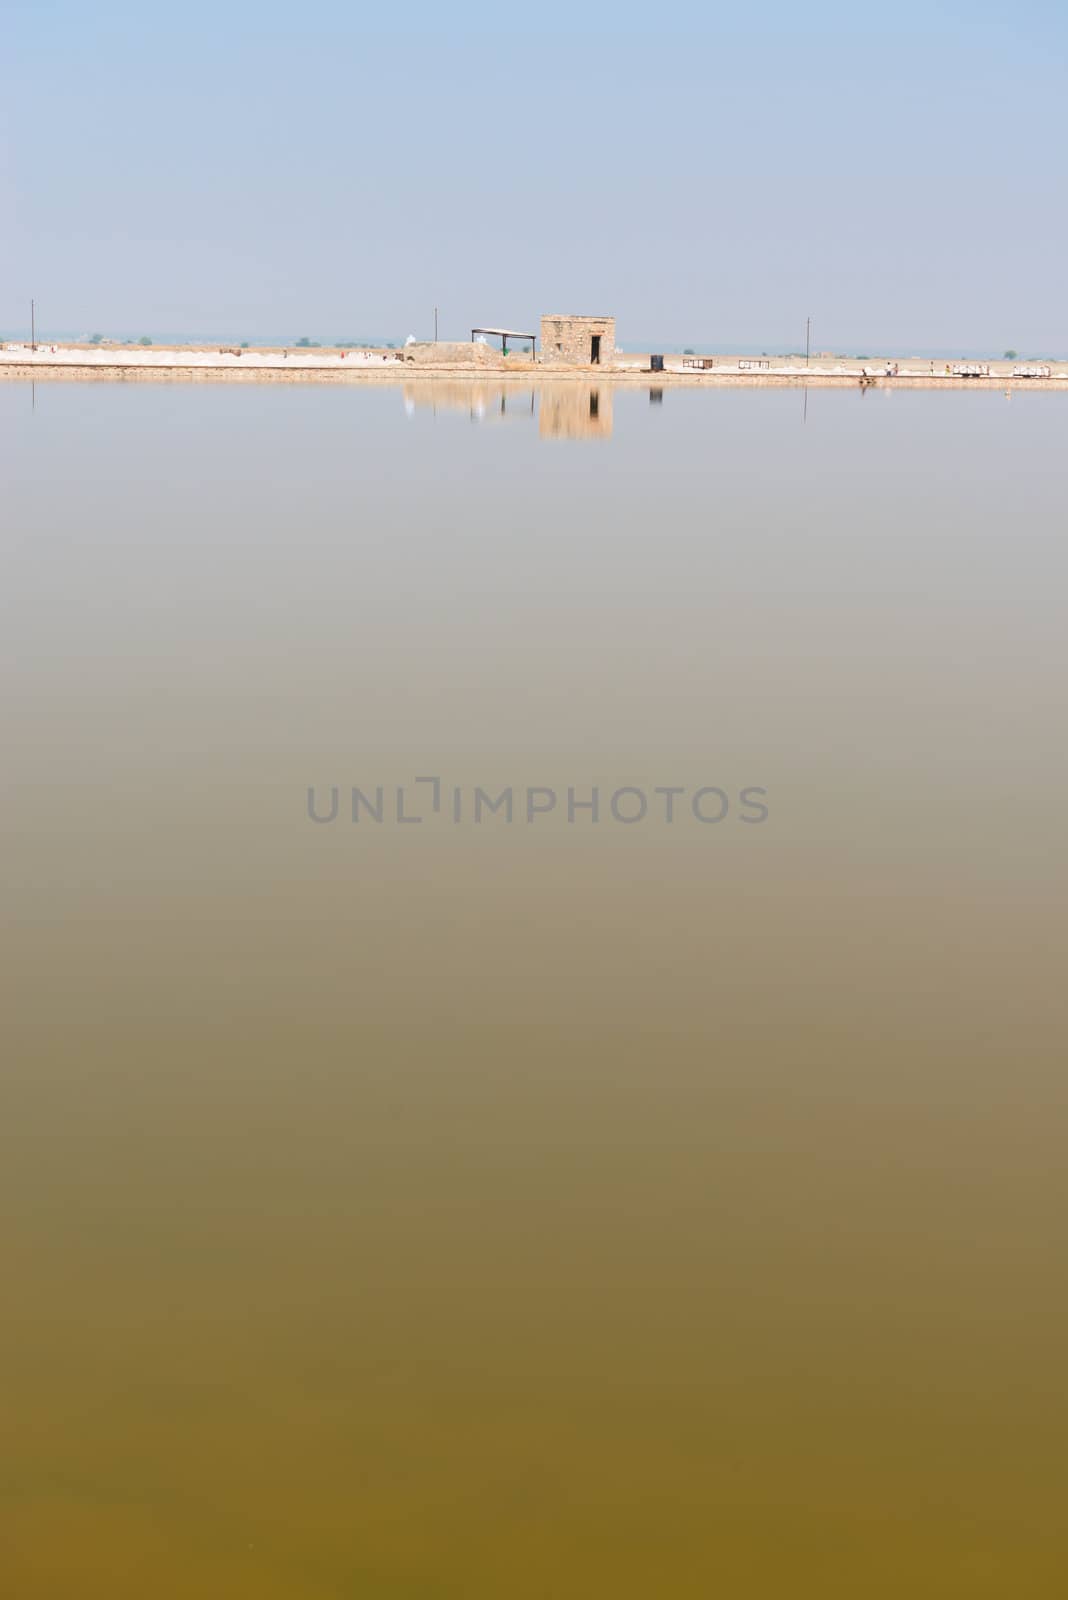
[2,380,1067,1596]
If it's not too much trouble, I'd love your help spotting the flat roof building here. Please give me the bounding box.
[540,315,616,368]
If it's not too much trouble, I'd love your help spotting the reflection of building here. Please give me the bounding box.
[403,382,535,421]
[402,381,612,440]
[540,314,616,368]
[539,384,613,440]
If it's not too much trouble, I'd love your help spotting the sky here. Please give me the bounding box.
[2,0,1066,353]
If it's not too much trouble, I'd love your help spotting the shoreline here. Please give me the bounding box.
[4,362,1068,392]
[3,343,1067,391]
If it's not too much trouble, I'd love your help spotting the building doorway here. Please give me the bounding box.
[590,334,601,365]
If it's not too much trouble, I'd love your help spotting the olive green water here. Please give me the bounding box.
[2,379,1066,1596]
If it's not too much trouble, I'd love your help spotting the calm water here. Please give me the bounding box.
[3,378,1067,1597]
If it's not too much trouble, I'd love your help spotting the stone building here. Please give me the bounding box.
[539,314,616,368]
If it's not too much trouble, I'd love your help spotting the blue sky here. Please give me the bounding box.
[3,0,1065,351]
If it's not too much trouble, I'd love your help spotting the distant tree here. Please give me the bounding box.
[89,332,104,344]
[139,336,152,346]
[1004,349,1017,359]
[296,336,313,347]
[683,347,695,355]
[241,342,249,349]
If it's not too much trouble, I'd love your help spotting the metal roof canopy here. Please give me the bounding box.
[471,326,537,354]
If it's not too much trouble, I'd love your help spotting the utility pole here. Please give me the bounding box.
[805,315,811,366]
[434,306,439,343]
[31,298,36,352]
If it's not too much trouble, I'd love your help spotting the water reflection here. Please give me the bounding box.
[403,382,536,424]
[403,381,615,439]
[538,383,613,440]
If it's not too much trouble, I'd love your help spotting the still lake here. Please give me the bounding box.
[3,377,1067,1597]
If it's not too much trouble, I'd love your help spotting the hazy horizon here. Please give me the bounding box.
[4,0,1065,355]
[4,327,1066,361]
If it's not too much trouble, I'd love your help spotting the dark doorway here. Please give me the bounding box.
[590,334,601,365]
